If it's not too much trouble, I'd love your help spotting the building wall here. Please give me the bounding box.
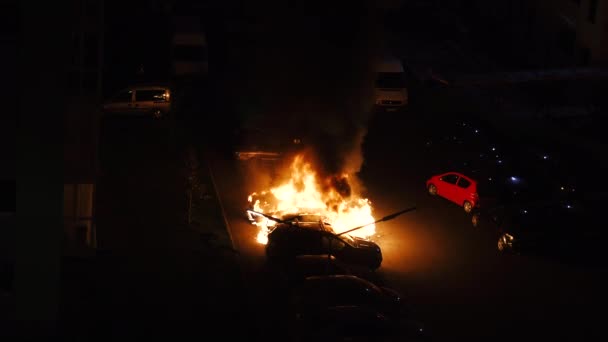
[64,0,104,255]
[68,0,104,98]
[170,15,209,78]
[0,0,17,303]
[533,0,608,66]
[17,1,68,334]
[465,0,608,67]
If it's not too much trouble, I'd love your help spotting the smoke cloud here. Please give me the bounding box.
[241,1,386,185]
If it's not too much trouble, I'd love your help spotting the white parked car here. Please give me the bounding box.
[103,84,171,119]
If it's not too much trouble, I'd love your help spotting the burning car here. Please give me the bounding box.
[247,210,337,243]
[246,155,378,245]
[246,191,278,223]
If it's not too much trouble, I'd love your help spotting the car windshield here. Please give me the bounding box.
[284,214,326,223]
[352,277,383,295]
[375,72,405,88]
[339,234,356,246]
[309,276,383,301]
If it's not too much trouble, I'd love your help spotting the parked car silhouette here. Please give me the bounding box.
[471,197,607,265]
[289,275,427,341]
[266,223,382,270]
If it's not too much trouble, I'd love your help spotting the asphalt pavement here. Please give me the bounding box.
[208,108,608,342]
[59,116,251,340]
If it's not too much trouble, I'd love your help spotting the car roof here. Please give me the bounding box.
[324,305,386,320]
[300,275,382,294]
[438,172,477,183]
[296,254,337,261]
[127,82,170,90]
[273,221,333,232]
[282,213,325,220]
[293,255,348,274]
[304,274,370,284]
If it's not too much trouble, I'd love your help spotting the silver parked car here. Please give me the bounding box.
[103,84,171,118]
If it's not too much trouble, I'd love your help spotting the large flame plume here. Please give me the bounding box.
[248,154,375,244]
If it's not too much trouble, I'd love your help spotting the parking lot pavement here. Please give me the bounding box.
[207,104,608,341]
[59,116,252,340]
[368,108,608,341]
[383,2,608,185]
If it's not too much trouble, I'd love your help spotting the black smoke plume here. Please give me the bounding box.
[238,1,386,184]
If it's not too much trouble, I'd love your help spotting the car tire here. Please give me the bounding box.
[428,184,437,196]
[463,201,472,213]
[370,260,381,271]
[497,233,512,253]
[471,213,479,227]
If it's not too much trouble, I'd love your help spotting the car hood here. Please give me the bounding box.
[352,237,380,251]
[374,88,407,100]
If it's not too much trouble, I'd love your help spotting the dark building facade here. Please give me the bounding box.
[64,0,104,256]
[461,0,608,68]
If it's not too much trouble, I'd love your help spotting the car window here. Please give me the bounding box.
[375,72,406,88]
[322,235,348,251]
[299,214,324,223]
[330,278,383,305]
[136,89,167,102]
[441,174,459,184]
[286,214,317,223]
[112,89,132,102]
[173,45,207,61]
[339,234,355,246]
[295,228,313,246]
[457,177,472,189]
[268,228,288,243]
[332,239,346,251]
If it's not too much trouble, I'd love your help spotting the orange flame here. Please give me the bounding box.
[248,154,376,244]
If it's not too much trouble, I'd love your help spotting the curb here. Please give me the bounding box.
[199,148,263,339]
[205,155,237,252]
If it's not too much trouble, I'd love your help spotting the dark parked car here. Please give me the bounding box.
[290,305,427,342]
[266,223,383,270]
[277,254,380,283]
[271,254,352,287]
[289,275,427,341]
[471,198,607,264]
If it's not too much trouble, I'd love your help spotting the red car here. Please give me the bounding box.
[426,172,479,213]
